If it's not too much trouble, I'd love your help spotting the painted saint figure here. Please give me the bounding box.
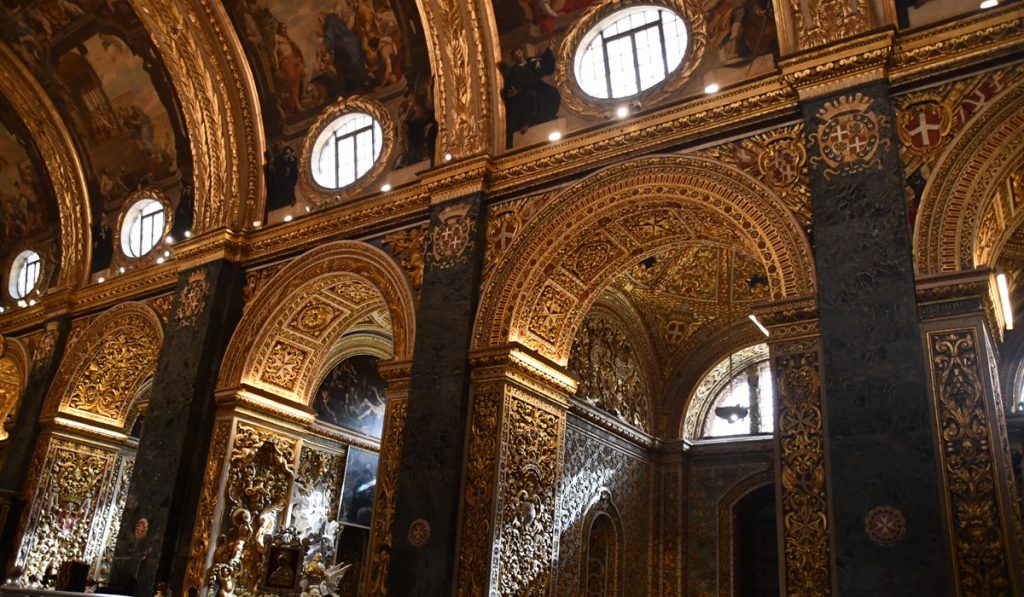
[500,47,560,147]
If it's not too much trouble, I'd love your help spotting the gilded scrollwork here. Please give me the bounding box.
[455,387,501,597]
[927,329,1014,595]
[0,42,90,289]
[127,0,262,231]
[568,315,651,431]
[364,397,408,597]
[210,423,297,592]
[786,0,873,51]
[381,225,428,293]
[183,418,233,593]
[15,438,120,581]
[47,304,163,427]
[773,341,831,595]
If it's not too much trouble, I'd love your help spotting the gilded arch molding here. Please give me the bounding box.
[0,42,91,289]
[416,0,503,157]
[128,0,264,231]
[42,302,164,428]
[914,77,1024,274]
[473,155,815,364]
[0,336,30,441]
[218,242,416,404]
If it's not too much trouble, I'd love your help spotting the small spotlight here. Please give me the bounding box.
[283,215,293,222]
[252,220,262,227]
[980,0,999,8]
[443,153,453,162]
[305,206,312,213]
[0,306,5,313]
[119,267,126,274]
[997,273,1014,330]
[17,300,26,308]
[98,277,105,283]
[381,183,392,192]
[704,83,720,94]
[163,250,170,258]
[165,235,174,244]
[28,299,35,306]
[184,230,192,238]
[157,257,165,264]
[749,314,770,337]
[616,105,629,118]
[548,131,562,142]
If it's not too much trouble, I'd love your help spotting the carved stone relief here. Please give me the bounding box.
[568,315,651,431]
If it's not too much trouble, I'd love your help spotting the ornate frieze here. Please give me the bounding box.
[772,339,831,596]
[927,329,1016,595]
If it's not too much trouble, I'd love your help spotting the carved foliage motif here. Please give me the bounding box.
[32,321,60,363]
[773,342,831,595]
[789,0,873,51]
[381,225,428,293]
[184,419,233,593]
[15,439,120,581]
[364,398,408,596]
[0,355,23,440]
[456,388,501,597]
[568,315,651,431]
[496,393,564,596]
[809,93,891,179]
[928,330,1014,595]
[556,423,650,597]
[213,424,297,591]
[697,125,811,228]
[243,264,286,312]
[260,342,310,392]
[59,311,162,425]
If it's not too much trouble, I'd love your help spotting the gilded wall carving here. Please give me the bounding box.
[0,338,28,440]
[656,467,684,596]
[47,304,163,427]
[243,264,286,313]
[365,397,408,597]
[496,391,564,596]
[98,456,134,582]
[211,423,297,591]
[15,438,121,581]
[928,329,1015,595]
[456,387,501,597]
[427,202,478,270]
[381,225,428,293]
[0,42,89,289]
[696,125,811,228]
[568,315,651,431]
[787,0,873,51]
[809,93,890,179]
[176,270,211,328]
[555,420,651,596]
[127,0,262,231]
[184,419,233,593]
[773,341,831,595]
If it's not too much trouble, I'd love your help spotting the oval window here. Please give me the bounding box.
[121,198,166,258]
[8,250,41,299]
[574,6,689,100]
[311,112,384,190]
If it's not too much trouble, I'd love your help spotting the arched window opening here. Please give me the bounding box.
[689,344,774,439]
[582,512,621,597]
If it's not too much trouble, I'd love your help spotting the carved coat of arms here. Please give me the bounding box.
[810,93,890,178]
[896,96,951,154]
[175,269,210,328]
[429,202,476,269]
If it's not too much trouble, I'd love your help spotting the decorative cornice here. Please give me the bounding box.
[566,399,657,449]
[469,343,577,401]
[781,30,894,101]
[916,269,1002,339]
[420,155,496,204]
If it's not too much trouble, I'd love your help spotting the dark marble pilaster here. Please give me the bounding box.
[386,195,486,596]
[110,260,244,595]
[0,317,69,576]
[802,79,952,594]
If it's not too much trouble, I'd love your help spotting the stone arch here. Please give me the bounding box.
[218,241,416,405]
[43,303,164,428]
[717,469,774,596]
[914,76,1024,274]
[127,0,264,231]
[0,42,91,289]
[474,155,815,365]
[0,336,30,441]
[579,490,625,597]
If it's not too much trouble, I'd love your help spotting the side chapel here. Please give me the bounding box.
[0,0,1023,595]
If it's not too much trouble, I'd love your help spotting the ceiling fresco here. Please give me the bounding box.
[0,96,61,276]
[225,0,435,209]
[0,0,192,273]
[491,0,779,148]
